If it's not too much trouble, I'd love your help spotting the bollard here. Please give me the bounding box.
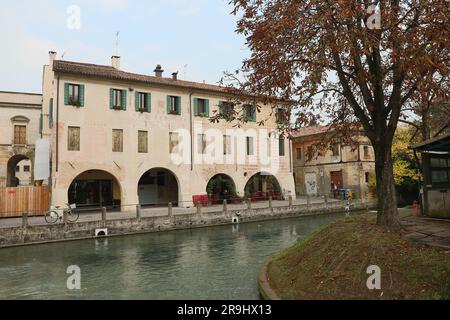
[197,202,202,215]
[168,202,173,217]
[223,200,228,215]
[288,195,293,207]
[247,198,252,210]
[136,204,141,220]
[307,195,311,211]
[22,212,28,228]
[102,207,107,224]
[63,209,68,224]
[324,194,329,210]
[269,196,273,212]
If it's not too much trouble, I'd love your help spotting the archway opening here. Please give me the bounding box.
[68,170,121,210]
[244,173,283,201]
[7,155,32,187]
[206,174,237,204]
[138,168,179,207]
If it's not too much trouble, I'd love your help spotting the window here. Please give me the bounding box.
[110,89,126,110]
[365,172,370,183]
[331,144,340,156]
[64,83,85,107]
[68,84,80,104]
[68,127,80,151]
[244,104,256,122]
[14,125,26,144]
[276,108,289,125]
[15,166,20,173]
[223,135,232,155]
[296,148,302,160]
[430,157,450,184]
[194,98,209,117]
[198,134,207,154]
[23,165,30,172]
[246,136,254,156]
[136,92,151,113]
[112,129,123,152]
[306,146,314,161]
[363,146,370,159]
[219,101,234,120]
[138,131,148,153]
[169,132,179,153]
[167,95,181,115]
[279,138,285,156]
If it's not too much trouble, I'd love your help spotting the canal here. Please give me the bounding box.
[0,212,345,299]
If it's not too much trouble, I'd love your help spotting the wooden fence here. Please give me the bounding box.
[0,187,50,217]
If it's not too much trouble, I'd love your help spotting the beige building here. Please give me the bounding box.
[0,91,42,188]
[292,126,375,200]
[41,52,296,209]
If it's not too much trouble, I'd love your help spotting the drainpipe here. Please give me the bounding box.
[189,92,194,171]
[56,76,60,172]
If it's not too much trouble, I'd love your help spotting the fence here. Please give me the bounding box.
[0,187,50,218]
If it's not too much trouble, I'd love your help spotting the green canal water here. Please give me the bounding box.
[0,213,345,300]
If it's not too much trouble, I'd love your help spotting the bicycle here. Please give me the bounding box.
[45,203,79,224]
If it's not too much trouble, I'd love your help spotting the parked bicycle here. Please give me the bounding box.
[45,204,79,224]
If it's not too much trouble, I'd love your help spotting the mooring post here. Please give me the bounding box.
[136,204,141,220]
[324,194,329,211]
[101,207,107,225]
[168,202,173,217]
[223,200,228,216]
[269,196,273,212]
[197,202,202,215]
[288,195,293,207]
[307,195,311,211]
[63,209,68,224]
[22,212,28,228]
[247,198,252,210]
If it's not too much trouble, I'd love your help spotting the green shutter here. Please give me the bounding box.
[146,93,151,112]
[64,83,69,105]
[243,106,248,121]
[193,98,198,116]
[205,99,210,117]
[79,85,85,107]
[252,105,256,122]
[49,98,53,128]
[121,90,127,110]
[219,101,224,115]
[135,92,140,112]
[109,89,114,109]
[167,96,171,114]
[39,114,43,135]
[177,96,181,114]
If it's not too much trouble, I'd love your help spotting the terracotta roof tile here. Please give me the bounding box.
[291,125,330,138]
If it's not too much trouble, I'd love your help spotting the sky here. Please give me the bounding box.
[0,0,249,94]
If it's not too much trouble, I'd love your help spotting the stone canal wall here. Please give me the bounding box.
[0,200,371,248]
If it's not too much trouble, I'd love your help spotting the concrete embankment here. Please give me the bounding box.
[0,201,369,248]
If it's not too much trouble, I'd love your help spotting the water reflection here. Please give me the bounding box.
[0,213,345,300]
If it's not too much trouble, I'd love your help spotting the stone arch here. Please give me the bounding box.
[206,173,237,204]
[137,167,180,207]
[244,172,283,201]
[6,148,35,187]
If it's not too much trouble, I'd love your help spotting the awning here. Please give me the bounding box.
[411,133,450,154]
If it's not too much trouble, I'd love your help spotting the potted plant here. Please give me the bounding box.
[169,109,179,115]
[113,105,123,110]
[68,97,81,107]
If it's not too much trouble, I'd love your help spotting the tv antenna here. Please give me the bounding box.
[61,52,66,60]
[115,31,120,56]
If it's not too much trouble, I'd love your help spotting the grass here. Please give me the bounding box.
[266,214,450,300]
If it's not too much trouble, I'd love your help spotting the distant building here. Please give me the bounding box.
[0,91,42,188]
[411,133,450,219]
[291,125,375,200]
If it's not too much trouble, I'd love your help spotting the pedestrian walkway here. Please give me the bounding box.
[0,196,337,229]
[400,208,450,250]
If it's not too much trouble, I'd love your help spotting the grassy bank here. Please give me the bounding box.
[266,214,450,300]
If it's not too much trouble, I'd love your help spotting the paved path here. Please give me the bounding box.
[0,197,338,229]
[400,208,450,250]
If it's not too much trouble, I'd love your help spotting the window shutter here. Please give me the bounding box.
[219,101,224,115]
[146,93,151,112]
[109,89,114,109]
[176,96,181,114]
[49,98,53,128]
[135,92,140,112]
[39,114,43,135]
[243,106,247,120]
[121,90,127,110]
[205,99,210,117]
[252,105,256,122]
[64,83,69,105]
[167,96,171,114]
[193,98,198,116]
[79,85,85,107]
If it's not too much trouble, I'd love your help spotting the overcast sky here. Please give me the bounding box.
[0,0,248,94]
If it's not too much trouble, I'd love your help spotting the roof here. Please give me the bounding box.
[0,91,42,107]
[411,133,450,153]
[53,60,232,95]
[291,125,330,138]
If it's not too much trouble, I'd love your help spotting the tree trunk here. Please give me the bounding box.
[373,143,401,229]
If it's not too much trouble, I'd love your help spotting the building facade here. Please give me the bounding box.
[41,52,296,209]
[292,126,375,200]
[0,91,42,188]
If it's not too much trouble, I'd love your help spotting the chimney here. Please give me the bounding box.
[49,51,57,65]
[111,56,121,69]
[154,64,164,77]
[172,72,178,81]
